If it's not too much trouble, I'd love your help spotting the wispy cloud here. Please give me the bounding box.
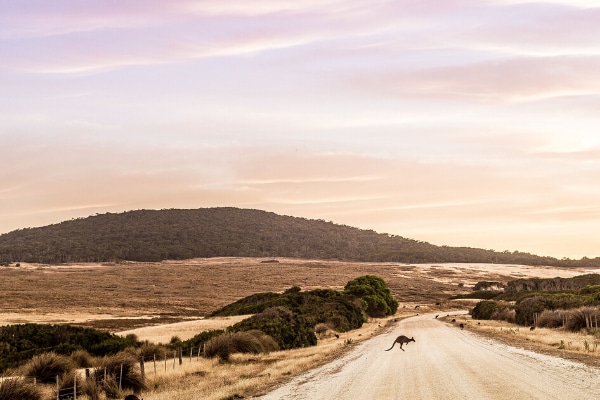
[2,0,600,258]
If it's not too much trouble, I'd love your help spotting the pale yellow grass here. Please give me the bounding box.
[116,316,250,343]
[445,315,600,365]
[140,316,404,400]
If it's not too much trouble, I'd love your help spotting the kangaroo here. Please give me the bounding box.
[385,335,415,351]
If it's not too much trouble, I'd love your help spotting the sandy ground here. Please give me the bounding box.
[115,315,249,343]
[259,312,600,400]
[0,312,147,326]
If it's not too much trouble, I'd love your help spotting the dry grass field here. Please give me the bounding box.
[2,257,600,399]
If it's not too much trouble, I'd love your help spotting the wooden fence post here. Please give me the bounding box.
[119,364,123,391]
[178,347,183,365]
[154,353,157,377]
[140,356,145,380]
[56,375,59,400]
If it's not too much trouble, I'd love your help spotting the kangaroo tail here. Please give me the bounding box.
[385,342,395,351]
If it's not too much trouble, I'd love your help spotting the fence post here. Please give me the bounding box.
[189,347,193,362]
[173,350,176,369]
[56,375,59,400]
[74,371,77,400]
[178,347,183,365]
[119,364,123,391]
[140,356,145,380]
[154,353,157,377]
[164,350,167,372]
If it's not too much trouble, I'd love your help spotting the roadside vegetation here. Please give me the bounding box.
[458,274,600,332]
[0,275,398,399]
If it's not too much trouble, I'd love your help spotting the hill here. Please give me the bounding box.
[0,207,597,266]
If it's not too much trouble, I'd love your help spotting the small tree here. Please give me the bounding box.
[344,275,398,317]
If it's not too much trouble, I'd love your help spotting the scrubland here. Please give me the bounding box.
[2,258,600,399]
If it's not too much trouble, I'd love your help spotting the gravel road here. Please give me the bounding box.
[259,312,600,400]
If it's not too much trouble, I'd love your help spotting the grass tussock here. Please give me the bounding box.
[204,330,280,361]
[93,351,148,394]
[70,350,95,368]
[23,352,75,384]
[0,377,42,400]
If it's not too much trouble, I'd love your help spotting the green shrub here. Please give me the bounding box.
[179,330,224,352]
[23,352,75,384]
[515,296,547,326]
[344,275,398,317]
[472,301,505,320]
[230,306,316,350]
[0,377,42,400]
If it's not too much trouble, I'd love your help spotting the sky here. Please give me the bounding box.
[1,0,600,260]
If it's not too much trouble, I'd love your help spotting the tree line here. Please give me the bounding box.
[0,207,598,267]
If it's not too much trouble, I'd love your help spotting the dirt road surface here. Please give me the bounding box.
[259,312,600,400]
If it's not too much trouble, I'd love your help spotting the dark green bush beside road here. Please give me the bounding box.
[0,324,138,373]
[211,275,398,349]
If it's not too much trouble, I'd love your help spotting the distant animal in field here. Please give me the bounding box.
[335,333,340,338]
[451,318,456,323]
[124,395,142,400]
[530,326,535,331]
[435,315,439,319]
[459,323,464,329]
[385,335,415,351]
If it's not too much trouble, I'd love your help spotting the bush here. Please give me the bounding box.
[564,306,600,332]
[23,352,75,384]
[137,342,169,362]
[314,323,330,335]
[344,275,398,317]
[70,349,94,368]
[472,301,504,320]
[536,310,566,328]
[0,377,42,400]
[491,307,516,323]
[94,351,147,394]
[515,296,547,326]
[230,307,316,350]
[204,330,279,361]
[179,330,224,352]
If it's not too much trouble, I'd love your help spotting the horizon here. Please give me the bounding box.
[2,1,600,259]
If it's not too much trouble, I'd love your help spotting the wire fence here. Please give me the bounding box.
[1,345,208,399]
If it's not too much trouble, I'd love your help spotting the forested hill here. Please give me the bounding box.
[0,207,597,267]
